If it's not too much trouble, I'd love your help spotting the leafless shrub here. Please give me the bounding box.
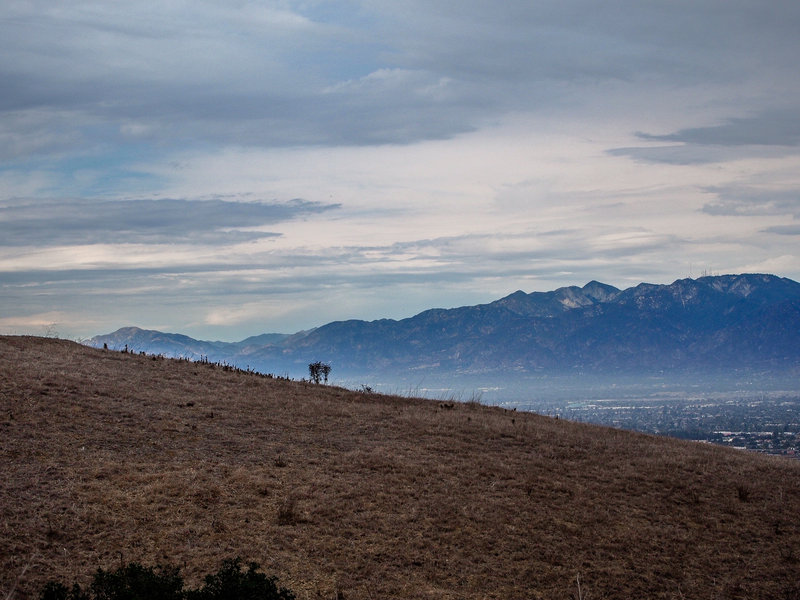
[737,484,751,503]
[277,495,302,526]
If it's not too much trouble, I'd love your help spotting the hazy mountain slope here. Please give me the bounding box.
[89,326,294,364]
[89,326,235,359]
[2,336,800,600]
[89,274,800,379]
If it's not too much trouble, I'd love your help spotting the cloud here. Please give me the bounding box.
[4,0,799,159]
[700,186,800,217]
[0,197,339,246]
[609,110,800,164]
[636,110,800,148]
[764,225,800,236]
[606,144,797,166]
[0,2,350,155]
[373,0,800,96]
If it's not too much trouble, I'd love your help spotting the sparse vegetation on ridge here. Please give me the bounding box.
[2,335,800,599]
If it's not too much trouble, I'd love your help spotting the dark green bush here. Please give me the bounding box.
[40,582,89,600]
[188,558,294,600]
[97,563,183,600]
[39,558,294,600]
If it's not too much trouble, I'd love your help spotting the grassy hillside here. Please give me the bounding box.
[2,336,799,599]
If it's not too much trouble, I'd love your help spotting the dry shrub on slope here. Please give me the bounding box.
[1,336,800,599]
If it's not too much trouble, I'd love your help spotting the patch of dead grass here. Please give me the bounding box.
[2,335,800,599]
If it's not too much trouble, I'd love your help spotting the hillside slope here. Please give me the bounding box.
[2,336,800,599]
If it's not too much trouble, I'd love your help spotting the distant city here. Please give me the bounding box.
[506,389,800,458]
[348,371,799,458]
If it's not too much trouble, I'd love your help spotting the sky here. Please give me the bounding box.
[1,1,799,341]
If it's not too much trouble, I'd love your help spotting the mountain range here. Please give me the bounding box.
[89,274,800,389]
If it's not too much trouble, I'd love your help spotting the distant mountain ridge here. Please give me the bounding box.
[89,274,800,382]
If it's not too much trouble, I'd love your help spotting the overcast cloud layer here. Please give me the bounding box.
[2,1,799,340]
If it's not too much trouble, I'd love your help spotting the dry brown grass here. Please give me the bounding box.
[2,335,800,599]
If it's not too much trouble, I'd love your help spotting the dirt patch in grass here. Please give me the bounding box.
[2,335,800,599]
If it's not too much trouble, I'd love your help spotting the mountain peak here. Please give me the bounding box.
[699,273,796,297]
[581,280,620,302]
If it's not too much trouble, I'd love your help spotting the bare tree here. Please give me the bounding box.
[308,361,331,384]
